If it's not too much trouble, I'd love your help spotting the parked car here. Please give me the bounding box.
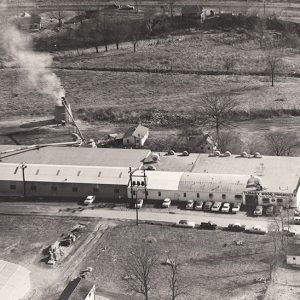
[253,205,263,216]
[265,205,275,216]
[194,201,204,211]
[211,201,222,212]
[274,205,283,216]
[293,216,300,225]
[247,226,268,235]
[203,201,213,211]
[185,199,194,210]
[162,198,171,208]
[198,221,217,230]
[135,199,143,209]
[227,223,246,232]
[83,195,96,205]
[175,220,195,228]
[231,203,241,214]
[221,202,231,213]
[280,228,296,237]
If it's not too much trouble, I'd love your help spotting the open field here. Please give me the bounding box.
[53,31,300,74]
[79,223,273,300]
[1,68,300,120]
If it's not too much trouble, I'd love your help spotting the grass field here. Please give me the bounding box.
[79,223,273,300]
[1,68,299,120]
[53,31,300,74]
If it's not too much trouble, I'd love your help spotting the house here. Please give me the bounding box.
[187,133,216,153]
[122,125,149,148]
[59,277,96,300]
[286,237,300,267]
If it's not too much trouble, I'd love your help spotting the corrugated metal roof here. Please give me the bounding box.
[0,145,150,169]
[0,260,30,300]
[191,154,300,194]
[179,173,250,193]
[0,163,130,185]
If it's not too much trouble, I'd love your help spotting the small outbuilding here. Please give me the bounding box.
[286,237,300,267]
[0,260,31,300]
[59,277,95,300]
[123,124,149,148]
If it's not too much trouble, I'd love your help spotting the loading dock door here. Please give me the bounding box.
[245,194,258,206]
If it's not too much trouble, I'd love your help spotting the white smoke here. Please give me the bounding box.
[0,2,65,104]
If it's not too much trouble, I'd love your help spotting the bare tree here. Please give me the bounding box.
[122,243,157,300]
[166,257,189,300]
[264,131,299,156]
[198,95,238,143]
[126,20,146,53]
[48,10,67,27]
[265,50,282,87]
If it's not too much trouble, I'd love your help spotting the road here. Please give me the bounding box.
[0,201,299,233]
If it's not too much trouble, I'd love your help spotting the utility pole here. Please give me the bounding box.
[129,167,148,226]
[20,161,27,200]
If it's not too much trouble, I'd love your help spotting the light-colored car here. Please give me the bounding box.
[175,220,195,228]
[231,203,241,214]
[293,216,300,225]
[247,226,268,235]
[162,198,171,208]
[194,201,204,211]
[83,195,96,205]
[135,199,143,209]
[221,202,231,213]
[211,201,222,212]
[253,205,263,216]
[185,200,194,210]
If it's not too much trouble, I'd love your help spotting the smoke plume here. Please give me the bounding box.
[0,2,65,104]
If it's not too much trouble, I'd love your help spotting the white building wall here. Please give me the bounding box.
[127,188,244,204]
[286,255,300,266]
[84,285,96,300]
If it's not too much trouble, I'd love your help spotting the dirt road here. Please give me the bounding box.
[1,201,299,234]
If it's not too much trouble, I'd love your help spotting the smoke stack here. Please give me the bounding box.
[54,97,72,124]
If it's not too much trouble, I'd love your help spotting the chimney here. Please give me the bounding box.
[54,97,72,124]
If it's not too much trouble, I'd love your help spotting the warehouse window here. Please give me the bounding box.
[197,193,200,198]
[132,181,136,186]
[51,186,58,192]
[183,193,186,198]
[277,198,283,204]
[262,198,269,204]
[114,189,119,194]
[141,181,145,186]
[209,193,213,199]
[137,181,140,186]
[158,192,161,197]
[93,188,99,193]
[31,185,37,191]
[222,194,226,200]
[72,187,78,193]
[10,184,16,190]
[235,195,242,200]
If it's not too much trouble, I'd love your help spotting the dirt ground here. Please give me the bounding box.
[0,214,117,300]
[78,223,273,300]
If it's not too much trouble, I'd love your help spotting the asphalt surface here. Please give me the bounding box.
[0,201,299,233]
